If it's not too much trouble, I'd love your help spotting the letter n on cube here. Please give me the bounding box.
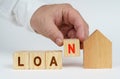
[64,39,80,56]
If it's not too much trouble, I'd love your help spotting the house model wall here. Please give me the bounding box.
[83,30,112,68]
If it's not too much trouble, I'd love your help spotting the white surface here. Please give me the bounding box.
[0,0,120,79]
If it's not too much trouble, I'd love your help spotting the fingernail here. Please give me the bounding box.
[56,38,63,46]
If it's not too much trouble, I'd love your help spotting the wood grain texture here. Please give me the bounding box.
[13,51,29,69]
[83,30,112,68]
[30,51,45,69]
[46,50,62,69]
[64,39,80,57]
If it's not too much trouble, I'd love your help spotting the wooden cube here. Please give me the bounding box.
[64,39,80,56]
[13,51,29,69]
[30,51,45,69]
[46,50,62,69]
[83,30,112,68]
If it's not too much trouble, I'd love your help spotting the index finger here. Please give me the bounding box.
[62,6,89,41]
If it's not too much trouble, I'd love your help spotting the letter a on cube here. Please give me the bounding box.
[46,50,62,69]
[64,39,80,56]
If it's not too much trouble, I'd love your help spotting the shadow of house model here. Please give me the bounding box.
[83,30,112,68]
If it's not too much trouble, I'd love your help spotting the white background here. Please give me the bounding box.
[0,0,120,79]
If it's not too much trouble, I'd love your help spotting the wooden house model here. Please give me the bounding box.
[83,30,112,68]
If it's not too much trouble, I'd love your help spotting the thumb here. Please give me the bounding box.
[47,23,64,46]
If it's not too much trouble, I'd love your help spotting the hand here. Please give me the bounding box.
[30,4,89,48]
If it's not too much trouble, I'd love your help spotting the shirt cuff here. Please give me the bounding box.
[13,0,45,32]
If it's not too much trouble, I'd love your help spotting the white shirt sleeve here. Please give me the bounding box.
[0,0,45,32]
